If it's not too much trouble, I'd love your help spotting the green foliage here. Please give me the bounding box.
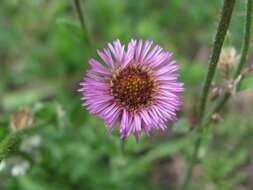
[0,0,252,190]
[239,74,253,91]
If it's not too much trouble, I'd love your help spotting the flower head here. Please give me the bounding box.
[10,107,33,131]
[218,47,239,79]
[79,39,184,140]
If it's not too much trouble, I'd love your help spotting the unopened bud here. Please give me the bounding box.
[225,75,242,95]
[211,113,222,124]
[218,47,239,79]
[10,107,33,131]
[209,87,222,101]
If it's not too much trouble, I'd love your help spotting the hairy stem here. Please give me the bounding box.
[182,0,236,188]
[73,0,92,47]
[181,135,202,189]
[199,0,236,120]
[120,139,126,155]
[203,0,253,127]
[234,0,253,78]
[0,131,22,162]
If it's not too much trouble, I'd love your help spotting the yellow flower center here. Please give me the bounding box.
[110,66,156,111]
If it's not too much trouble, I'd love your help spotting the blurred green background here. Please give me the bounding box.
[0,0,253,190]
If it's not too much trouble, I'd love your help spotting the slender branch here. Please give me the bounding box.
[181,0,236,189]
[199,0,236,120]
[72,0,92,47]
[120,139,126,155]
[234,0,253,78]
[181,136,202,189]
[203,0,253,127]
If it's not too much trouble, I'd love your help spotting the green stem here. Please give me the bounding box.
[199,0,236,120]
[0,131,22,162]
[234,0,253,78]
[182,0,236,188]
[181,135,202,189]
[203,0,253,127]
[120,139,126,155]
[72,0,92,48]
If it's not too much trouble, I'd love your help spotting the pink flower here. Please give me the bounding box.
[79,39,184,140]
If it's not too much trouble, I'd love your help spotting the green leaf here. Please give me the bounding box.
[2,82,59,110]
[125,136,191,177]
[56,18,86,42]
[180,62,205,86]
[172,117,191,133]
[17,176,55,190]
[239,74,253,91]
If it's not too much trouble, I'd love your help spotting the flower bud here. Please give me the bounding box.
[225,75,242,95]
[209,87,222,101]
[10,107,33,131]
[218,47,239,79]
[211,113,222,124]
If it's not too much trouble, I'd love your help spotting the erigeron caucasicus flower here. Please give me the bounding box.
[79,39,184,140]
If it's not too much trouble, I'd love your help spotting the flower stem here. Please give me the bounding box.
[199,0,236,120]
[234,0,253,78]
[0,131,22,162]
[182,0,236,189]
[120,139,126,155]
[203,0,252,128]
[72,0,92,48]
[181,135,202,189]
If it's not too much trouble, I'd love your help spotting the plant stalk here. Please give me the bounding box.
[181,0,236,189]
[181,135,202,189]
[199,0,236,120]
[0,131,22,162]
[72,0,92,48]
[203,0,253,128]
[234,0,253,78]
